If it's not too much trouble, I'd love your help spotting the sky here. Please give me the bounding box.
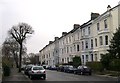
[0,0,120,54]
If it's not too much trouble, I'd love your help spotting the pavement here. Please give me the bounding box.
[2,68,31,83]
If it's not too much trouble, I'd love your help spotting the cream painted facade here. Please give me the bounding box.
[39,41,56,67]
[39,3,120,67]
[58,25,81,64]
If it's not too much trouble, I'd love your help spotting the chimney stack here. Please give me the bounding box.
[62,32,67,36]
[54,37,59,41]
[49,41,53,44]
[73,24,80,30]
[91,13,100,20]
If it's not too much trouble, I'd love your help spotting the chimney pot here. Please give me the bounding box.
[107,5,111,11]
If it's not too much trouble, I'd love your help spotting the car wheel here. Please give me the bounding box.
[74,71,76,74]
[80,72,83,75]
[89,72,92,75]
[28,75,30,78]
[43,75,46,80]
[30,75,33,80]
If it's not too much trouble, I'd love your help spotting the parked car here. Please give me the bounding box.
[42,65,48,69]
[24,64,34,76]
[48,66,57,70]
[74,65,92,75]
[57,65,66,72]
[64,65,76,73]
[21,64,26,71]
[28,65,46,80]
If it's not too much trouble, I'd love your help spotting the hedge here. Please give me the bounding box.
[2,57,12,76]
[109,59,120,71]
[86,61,104,72]
[3,65,11,76]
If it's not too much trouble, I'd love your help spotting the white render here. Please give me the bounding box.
[39,3,120,67]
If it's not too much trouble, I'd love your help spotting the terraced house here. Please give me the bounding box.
[39,3,120,67]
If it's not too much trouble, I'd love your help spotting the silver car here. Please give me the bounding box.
[28,65,46,80]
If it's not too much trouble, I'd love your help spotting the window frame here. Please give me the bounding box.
[99,36,103,46]
[88,27,90,35]
[105,35,108,45]
[104,19,107,29]
[95,38,97,47]
[91,39,93,48]
[85,41,88,49]
[97,22,100,31]
[77,44,80,51]
[82,41,84,50]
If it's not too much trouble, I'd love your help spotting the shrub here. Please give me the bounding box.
[72,56,81,68]
[2,57,12,76]
[100,53,110,70]
[3,65,11,76]
[86,61,103,72]
[109,59,120,71]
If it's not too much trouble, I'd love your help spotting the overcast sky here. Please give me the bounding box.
[0,0,120,53]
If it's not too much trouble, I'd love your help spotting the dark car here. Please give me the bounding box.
[74,65,92,75]
[21,64,26,71]
[57,65,66,72]
[48,66,57,70]
[24,65,34,76]
[64,65,76,73]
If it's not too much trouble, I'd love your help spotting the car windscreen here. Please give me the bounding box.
[83,66,88,68]
[33,67,44,70]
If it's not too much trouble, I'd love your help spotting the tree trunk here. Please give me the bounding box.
[15,55,19,68]
[19,43,22,72]
[14,56,19,68]
[13,51,19,68]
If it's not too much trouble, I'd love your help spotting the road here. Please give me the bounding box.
[30,70,118,82]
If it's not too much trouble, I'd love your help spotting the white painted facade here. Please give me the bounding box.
[39,3,120,67]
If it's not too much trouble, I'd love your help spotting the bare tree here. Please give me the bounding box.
[9,23,34,72]
[29,53,39,65]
